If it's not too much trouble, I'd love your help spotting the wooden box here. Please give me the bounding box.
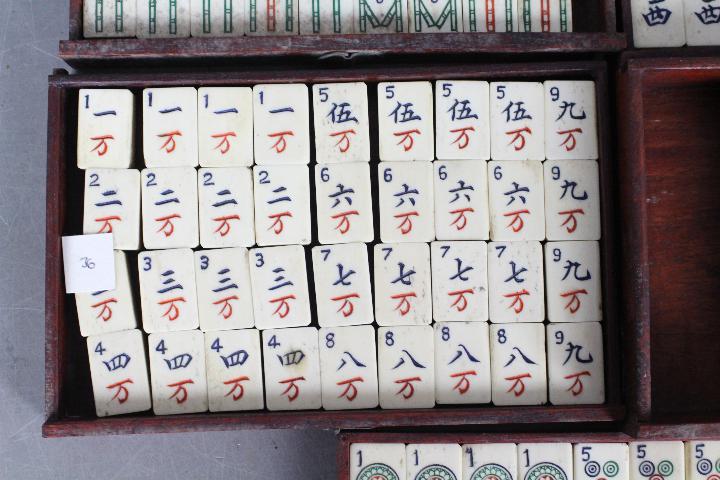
[44,60,622,437]
[59,0,625,67]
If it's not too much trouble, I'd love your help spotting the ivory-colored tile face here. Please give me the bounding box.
[684,0,720,45]
[462,443,518,480]
[300,1,354,34]
[378,161,435,243]
[83,0,137,37]
[198,167,255,248]
[137,0,192,38]
[262,327,321,411]
[490,323,547,405]
[249,245,311,330]
[377,325,435,409]
[434,321,491,404]
[517,444,573,480]
[77,89,134,169]
[143,87,198,166]
[138,248,200,333]
[76,251,138,337]
[83,169,140,250]
[685,441,720,480]
[406,444,463,480]
[197,87,253,167]
[315,163,374,245]
[462,0,519,32]
[148,330,208,415]
[374,243,432,327]
[629,442,685,480]
[312,243,373,327]
[245,0,299,34]
[377,82,434,161]
[547,322,605,405]
[350,443,407,480]
[488,160,545,241]
[312,82,369,163]
[544,160,601,241]
[431,241,489,322]
[253,84,309,164]
[204,329,264,412]
[517,0,573,32]
[319,325,379,410]
[436,81,491,160]
[631,0,686,47]
[574,443,629,480]
[141,167,199,249]
[87,329,151,417]
[544,81,598,161]
[356,0,407,33]
[194,248,254,331]
[434,160,490,241]
[488,241,544,323]
[409,0,462,32]
[545,241,601,323]
[490,82,545,161]
[191,0,245,36]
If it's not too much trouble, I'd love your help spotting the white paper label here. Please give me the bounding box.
[62,234,116,293]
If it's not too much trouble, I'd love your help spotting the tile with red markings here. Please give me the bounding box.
[629,442,685,480]
[488,160,545,241]
[245,0,300,35]
[83,168,140,250]
[544,241,601,323]
[374,243,432,326]
[490,82,544,161]
[434,160,489,240]
[77,89,134,169]
[377,325,435,409]
[434,321,491,404]
[198,167,255,248]
[377,82,434,161]
[204,329,264,412]
[462,0,519,32]
[143,87,198,167]
[262,327,321,411]
[141,167,199,249]
[138,248,200,333]
[190,0,245,37]
[87,329,151,416]
[350,443,406,480]
[319,325,379,410]
[574,444,629,480]
[544,81,598,160]
[197,87,253,167]
[490,323,547,405]
[252,84,309,164]
[488,241,544,323]
[253,164,311,246]
[517,0,574,32]
[312,243,373,327]
[431,241,488,322]
[462,443,518,480]
[406,444,463,480]
[517,443,573,480]
[137,0,192,38]
[378,161,435,243]
[312,82,369,163]
[544,160,601,241]
[435,81,490,160]
[685,441,720,480]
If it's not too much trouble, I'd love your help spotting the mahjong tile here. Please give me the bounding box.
[488,241,544,323]
[300,0,354,33]
[194,248,254,331]
[253,164,311,246]
[462,443,518,480]
[518,444,573,480]
[631,0,686,47]
[629,442,685,480]
[204,329,264,412]
[377,325,435,408]
[76,250,138,337]
[137,0,191,38]
[315,163,374,244]
[431,241,489,322]
[197,87,253,167]
[198,167,255,248]
[77,89,134,169]
[356,0,406,33]
[686,441,720,480]
[490,323,547,405]
[684,0,720,46]
[190,0,245,36]
[83,168,140,250]
[436,81,491,160]
[262,327,321,411]
[377,82,434,161]
[87,329,151,416]
[312,243,373,327]
[319,325,379,410]
[545,241,601,323]
[547,322,605,405]
[83,0,136,37]
[245,0,299,34]
[148,330,208,415]
[378,161,435,243]
[143,87,198,167]
[351,443,407,480]
[138,248,200,333]
[434,160,490,240]
[544,81,598,161]
[434,321,491,404]
[544,160,601,241]
[407,444,463,480]
[253,84,309,164]
[574,443,629,480]
[517,0,573,32]
[249,245,311,329]
[141,167,199,249]
[488,160,545,241]
[374,243,432,326]
[312,82,370,163]
[462,0,519,31]
[409,0,462,32]
[490,82,544,161]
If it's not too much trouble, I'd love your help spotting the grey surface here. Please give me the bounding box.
[0,1,337,478]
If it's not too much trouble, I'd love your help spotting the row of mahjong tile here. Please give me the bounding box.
[631,0,720,48]
[78,81,598,170]
[84,0,575,39]
[85,160,600,251]
[78,240,601,338]
[88,320,604,417]
[351,441,717,480]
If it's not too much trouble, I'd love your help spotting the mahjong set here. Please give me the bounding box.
[45,1,720,479]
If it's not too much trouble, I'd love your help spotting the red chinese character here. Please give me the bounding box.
[270,294,296,319]
[449,207,474,231]
[331,210,359,235]
[213,214,241,237]
[213,295,239,320]
[505,373,532,397]
[503,209,530,233]
[330,129,357,153]
[158,130,182,153]
[448,289,474,312]
[223,376,250,401]
[337,376,364,402]
[391,292,417,316]
[155,214,182,237]
[91,297,118,322]
[393,129,421,152]
[168,379,194,404]
[505,127,532,151]
[268,211,293,234]
[394,376,422,399]
[106,378,133,404]
[564,371,591,396]
[450,370,477,395]
[331,293,360,318]
[394,211,419,235]
[558,208,585,234]
[503,289,530,314]
[560,289,588,314]
[279,376,305,402]
[211,131,237,154]
[268,131,294,153]
[558,128,583,152]
[94,215,122,234]
[450,126,475,150]
[158,296,186,321]
[90,135,114,156]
